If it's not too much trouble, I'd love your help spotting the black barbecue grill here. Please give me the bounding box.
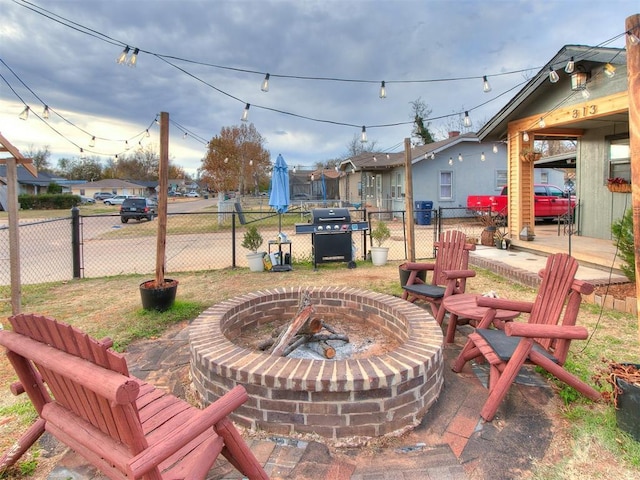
[295,208,368,269]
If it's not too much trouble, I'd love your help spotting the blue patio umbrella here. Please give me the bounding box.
[269,154,290,233]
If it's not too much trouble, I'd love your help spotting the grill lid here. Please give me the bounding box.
[311,208,351,224]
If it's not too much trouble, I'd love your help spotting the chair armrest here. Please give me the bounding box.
[127,385,248,478]
[476,296,533,313]
[441,269,476,280]
[505,323,588,340]
[403,262,435,271]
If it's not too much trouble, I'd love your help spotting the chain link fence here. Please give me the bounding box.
[1,205,488,299]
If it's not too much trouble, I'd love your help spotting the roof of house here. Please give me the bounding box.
[0,165,57,187]
[73,178,148,189]
[477,45,627,142]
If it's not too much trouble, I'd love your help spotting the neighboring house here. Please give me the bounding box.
[0,165,66,211]
[308,168,340,200]
[71,179,148,198]
[338,132,565,214]
[478,44,630,241]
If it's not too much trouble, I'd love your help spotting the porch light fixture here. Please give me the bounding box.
[360,126,367,143]
[261,73,270,92]
[379,81,386,98]
[241,103,250,122]
[570,67,589,91]
[548,67,560,83]
[463,111,472,127]
[564,57,575,74]
[482,76,491,93]
[603,63,616,78]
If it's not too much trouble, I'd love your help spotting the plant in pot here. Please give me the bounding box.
[242,225,265,272]
[594,361,640,442]
[370,220,391,266]
[519,147,543,163]
[493,229,510,250]
[477,212,499,246]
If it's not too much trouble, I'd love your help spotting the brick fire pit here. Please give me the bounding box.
[190,286,443,441]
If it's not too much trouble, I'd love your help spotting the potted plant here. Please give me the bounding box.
[493,229,510,249]
[519,148,542,163]
[607,177,632,193]
[370,220,391,266]
[476,212,499,246]
[595,361,640,441]
[242,225,265,272]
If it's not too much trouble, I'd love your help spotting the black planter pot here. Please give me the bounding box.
[615,364,640,442]
[139,279,178,312]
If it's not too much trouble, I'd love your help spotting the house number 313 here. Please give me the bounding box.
[572,105,597,118]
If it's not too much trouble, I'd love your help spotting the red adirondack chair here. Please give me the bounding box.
[0,313,269,479]
[452,253,601,421]
[402,230,476,325]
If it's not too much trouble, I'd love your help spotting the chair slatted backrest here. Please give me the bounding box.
[8,314,148,455]
[432,230,475,287]
[525,253,579,352]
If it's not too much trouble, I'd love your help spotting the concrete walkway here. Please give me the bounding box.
[41,244,624,480]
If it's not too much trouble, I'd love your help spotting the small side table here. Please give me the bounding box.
[442,294,520,344]
[268,240,292,267]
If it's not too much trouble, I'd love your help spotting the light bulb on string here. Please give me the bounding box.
[261,73,270,92]
[42,105,50,119]
[80,148,85,160]
[431,152,435,160]
[183,132,188,139]
[481,152,486,161]
[581,87,591,99]
[628,30,640,45]
[145,129,150,137]
[360,126,367,143]
[458,154,463,162]
[379,81,386,98]
[127,48,139,67]
[564,56,575,74]
[19,106,29,120]
[538,117,546,128]
[241,103,250,122]
[463,111,472,128]
[116,46,130,64]
[448,157,453,166]
[482,76,491,93]
[603,63,616,78]
[548,67,560,83]
[89,136,96,148]
[373,156,377,162]
[386,154,390,160]
[492,144,498,154]
[125,140,130,150]
[224,157,229,163]
[249,160,253,166]
[523,131,529,142]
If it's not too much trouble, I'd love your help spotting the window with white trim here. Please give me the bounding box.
[439,171,452,199]
[608,135,630,182]
[495,170,507,189]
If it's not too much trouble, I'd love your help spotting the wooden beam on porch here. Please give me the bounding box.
[533,128,585,138]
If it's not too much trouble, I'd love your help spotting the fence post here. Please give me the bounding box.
[71,206,81,279]
[232,213,237,268]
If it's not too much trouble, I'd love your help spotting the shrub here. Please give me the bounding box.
[611,208,635,282]
[370,221,391,247]
[241,225,263,253]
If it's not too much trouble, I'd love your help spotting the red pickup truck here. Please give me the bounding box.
[467,184,575,221]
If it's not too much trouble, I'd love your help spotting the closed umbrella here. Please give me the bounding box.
[269,154,290,233]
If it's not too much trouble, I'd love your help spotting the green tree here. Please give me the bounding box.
[25,145,52,172]
[611,209,635,282]
[46,181,62,194]
[410,98,435,145]
[200,123,270,195]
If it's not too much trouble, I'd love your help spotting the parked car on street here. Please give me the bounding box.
[119,198,157,223]
[79,196,96,204]
[93,192,114,201]
[104,195,133,206]
[186,191,200,197]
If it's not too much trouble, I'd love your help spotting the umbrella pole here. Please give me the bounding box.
[279,213,282,233]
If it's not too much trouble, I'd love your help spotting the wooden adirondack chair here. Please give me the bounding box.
[402,230,476,325]
[0,313,269,480]
[451,253,601,421]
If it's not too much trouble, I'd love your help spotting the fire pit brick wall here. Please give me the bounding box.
[190,286,444,441]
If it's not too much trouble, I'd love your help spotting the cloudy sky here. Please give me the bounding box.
[1,0,636,176]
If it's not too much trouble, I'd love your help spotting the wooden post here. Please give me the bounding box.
[404,138,416,262]
[626,14,640,340]
[156,112,169,286]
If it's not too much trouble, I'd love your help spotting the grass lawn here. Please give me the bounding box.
[0,259,639,478]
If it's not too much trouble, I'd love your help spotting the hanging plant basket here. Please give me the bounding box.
[519,152,542,163]
[607,183,632,193]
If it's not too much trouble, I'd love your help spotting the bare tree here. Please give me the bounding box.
[24,145,52,172]
[410,98,435,145]
[343,134,378,159]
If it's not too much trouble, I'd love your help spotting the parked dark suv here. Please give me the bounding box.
[119,197,157,223]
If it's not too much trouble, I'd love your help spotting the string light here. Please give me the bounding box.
[89,136,96,147]
[481,152,486,161]
[628,30,640,45]
[430,152,435,160]
[564,56,575,74]
[463,111,472,128]
[379,81,386,98]
[116,46,130,64]
[492,144,498,154]
[19,106,29,120]
[241,103,250,122]
[448,157,453,166]
[603,63,616,78]
[145,129,150,137]
[373,155,377,162]
[261,73,270,92]
[458,153,463,162]
[581,87,591,99]
[42,105,50,119]
[548,67,560,83]
[538,117,546,128]
[482,76,491,93]
[523,131,529,142]
[127,48,139,67]
[360,126,367,143]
